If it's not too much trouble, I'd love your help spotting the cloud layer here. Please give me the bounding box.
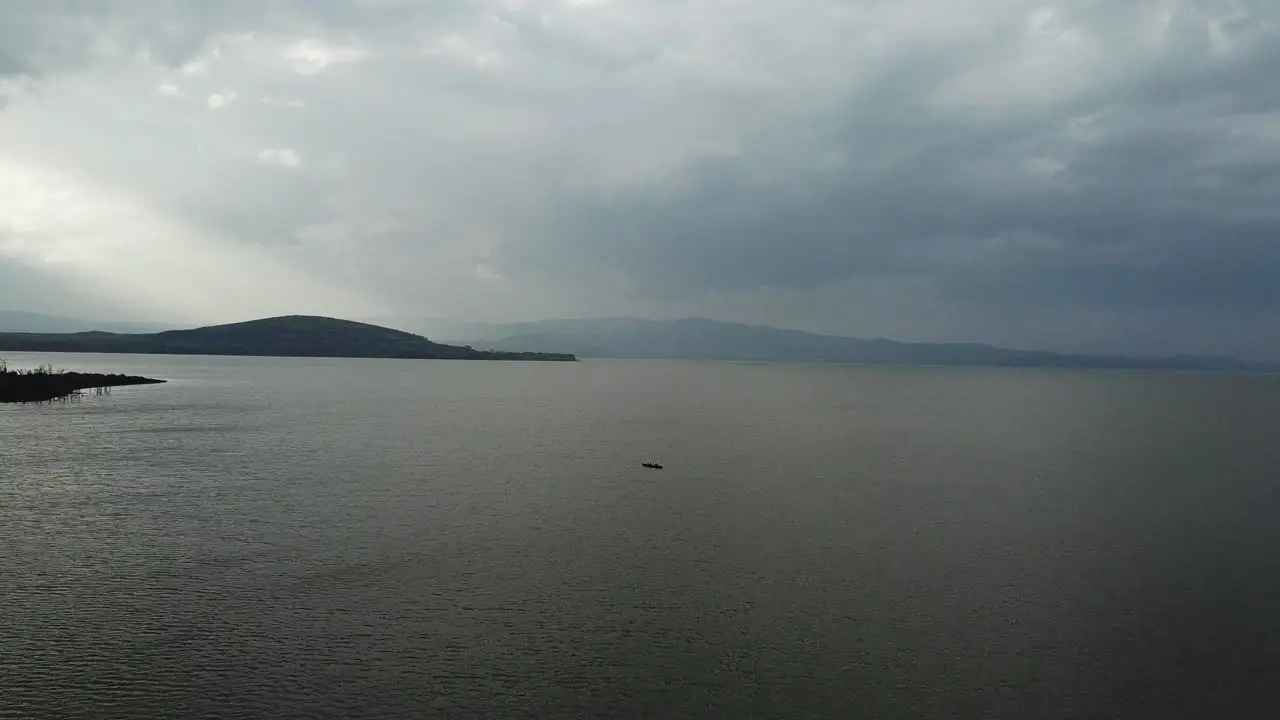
[2,0,1279,357]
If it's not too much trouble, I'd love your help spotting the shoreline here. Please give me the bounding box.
[0,365,166,404]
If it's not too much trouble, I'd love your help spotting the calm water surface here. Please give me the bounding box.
[2,354,1279,718]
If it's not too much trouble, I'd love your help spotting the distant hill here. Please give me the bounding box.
[0,316,576,361]
[0,311,177,334]
[435,317,1266,372]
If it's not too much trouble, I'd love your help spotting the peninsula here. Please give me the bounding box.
[0,363,165,404]
[0,315,578,362]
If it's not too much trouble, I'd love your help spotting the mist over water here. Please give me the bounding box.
[3,354,1278,718]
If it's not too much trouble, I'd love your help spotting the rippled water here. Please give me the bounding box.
[2,353,1279,718]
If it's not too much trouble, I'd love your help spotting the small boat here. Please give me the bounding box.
[641,462,664,470]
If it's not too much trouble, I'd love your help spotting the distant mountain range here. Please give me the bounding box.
[0,311,178,334]
[3,311,1273,371]
[372,316,1272,373]
[0,316,576,362]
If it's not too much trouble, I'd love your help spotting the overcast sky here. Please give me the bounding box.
[1,0,1278,357]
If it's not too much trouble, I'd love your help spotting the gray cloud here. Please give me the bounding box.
[506,3,1280,350]
[1,0,1279,357]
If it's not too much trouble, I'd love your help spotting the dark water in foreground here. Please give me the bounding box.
[2,354,1278,719]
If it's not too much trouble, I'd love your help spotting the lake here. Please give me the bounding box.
[2,353,1278,718]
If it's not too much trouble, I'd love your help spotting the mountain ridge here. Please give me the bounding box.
[4,311,1273,371]
[0,310,178,334]
[417,316,1271,372]
[0,315,577,362]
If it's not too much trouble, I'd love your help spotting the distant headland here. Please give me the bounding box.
[0,362,165,404]
[0,316,578,363]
